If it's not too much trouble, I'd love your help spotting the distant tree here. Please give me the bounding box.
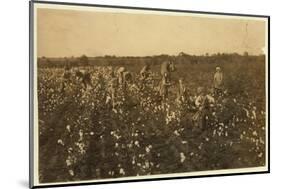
[79,55,89,65]
[178,52,187,57]
[243,51,249,56]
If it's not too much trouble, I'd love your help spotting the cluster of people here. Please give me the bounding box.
[38,59,266,182]
[60,60,224,130]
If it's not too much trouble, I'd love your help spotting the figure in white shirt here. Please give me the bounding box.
[193,87,215,129]
[214,66,223,96]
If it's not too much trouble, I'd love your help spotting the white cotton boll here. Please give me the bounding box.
[79,130,83,139]
[174,130,180,136]
[252,110,257,119]
[259,137,265,144]
[67,147,73,153]
[105,96,111,104]
[119,109,123,114]
[253,131,258,136]
[119,168,125,175]
[165,118,169,125]
[69,169,74,176]
[180,152,186,163]
[66,125,71,132]
[66,159,72,166]
[145,147,150,153]
[171,111,176,118]
[134,141,140,147]
[57,139,64,146]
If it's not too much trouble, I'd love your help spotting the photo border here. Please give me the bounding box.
[29,0,270,188]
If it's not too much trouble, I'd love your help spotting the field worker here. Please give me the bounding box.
[75,68,92,89]
[116,66,126,87]
[159,72,172,100]
[140,64,150,80]
[60,66,72,93]
[214,66,223,96]
[160,60,175,83]
[192,87,215,129]
[176,77,186,103]
[82,68,93,89]
[107,71,118,109]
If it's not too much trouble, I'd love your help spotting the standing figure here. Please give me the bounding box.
[192,87,215,129]
[75,68,93,89]
[159,72,172,100]
[61,66,72,93]
[82,68,93,89]
[116,66,126,87]
[107,71,118,109]
[176,78,186,104]
[160,60,175,83]
[214,66,223,96]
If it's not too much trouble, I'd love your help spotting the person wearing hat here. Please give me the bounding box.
[214,66,223,96]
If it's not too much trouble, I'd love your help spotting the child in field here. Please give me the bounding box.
[176,78,186,104]
[60,66,72,93]
[192,87,215,129]
[82,68,93,89]
[107,71,118,110]
[116,66,126,87]
[74,68,93,90]
[214,66,223,96]
[159,72,172,100]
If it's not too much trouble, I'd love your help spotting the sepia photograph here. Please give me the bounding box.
[30,1,269,188]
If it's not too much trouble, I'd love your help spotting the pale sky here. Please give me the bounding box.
[37,8,266,57]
